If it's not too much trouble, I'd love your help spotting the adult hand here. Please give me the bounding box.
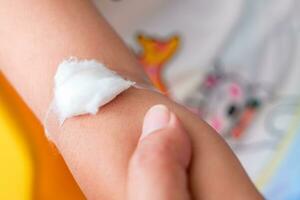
[127,105,192,200]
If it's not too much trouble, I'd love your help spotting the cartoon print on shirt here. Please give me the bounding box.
[136,34,179,95]
[184,65,263,140]
[182,64,299,154]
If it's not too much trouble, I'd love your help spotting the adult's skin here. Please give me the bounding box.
[0,0,263,199]
[128,104,192,200]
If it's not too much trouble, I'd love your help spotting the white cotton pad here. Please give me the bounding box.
[52,58,135,123]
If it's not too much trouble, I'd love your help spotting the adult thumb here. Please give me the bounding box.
[127,104,192,200]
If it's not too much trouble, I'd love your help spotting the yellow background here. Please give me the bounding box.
[0,73,85,199]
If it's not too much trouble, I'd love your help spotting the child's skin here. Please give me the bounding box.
[0,0,263,199]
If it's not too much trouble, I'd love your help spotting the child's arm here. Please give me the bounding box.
[0,0,263,199]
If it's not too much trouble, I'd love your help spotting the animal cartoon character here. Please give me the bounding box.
[137,34,179,94]
[184,67,262,139]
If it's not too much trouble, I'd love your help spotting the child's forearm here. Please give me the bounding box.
[0,0,263,199]
[0,0,145,119]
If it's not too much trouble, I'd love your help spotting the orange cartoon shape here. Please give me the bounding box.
[137,34,179,94]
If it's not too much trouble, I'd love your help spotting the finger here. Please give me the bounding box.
[127,104,192,200]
